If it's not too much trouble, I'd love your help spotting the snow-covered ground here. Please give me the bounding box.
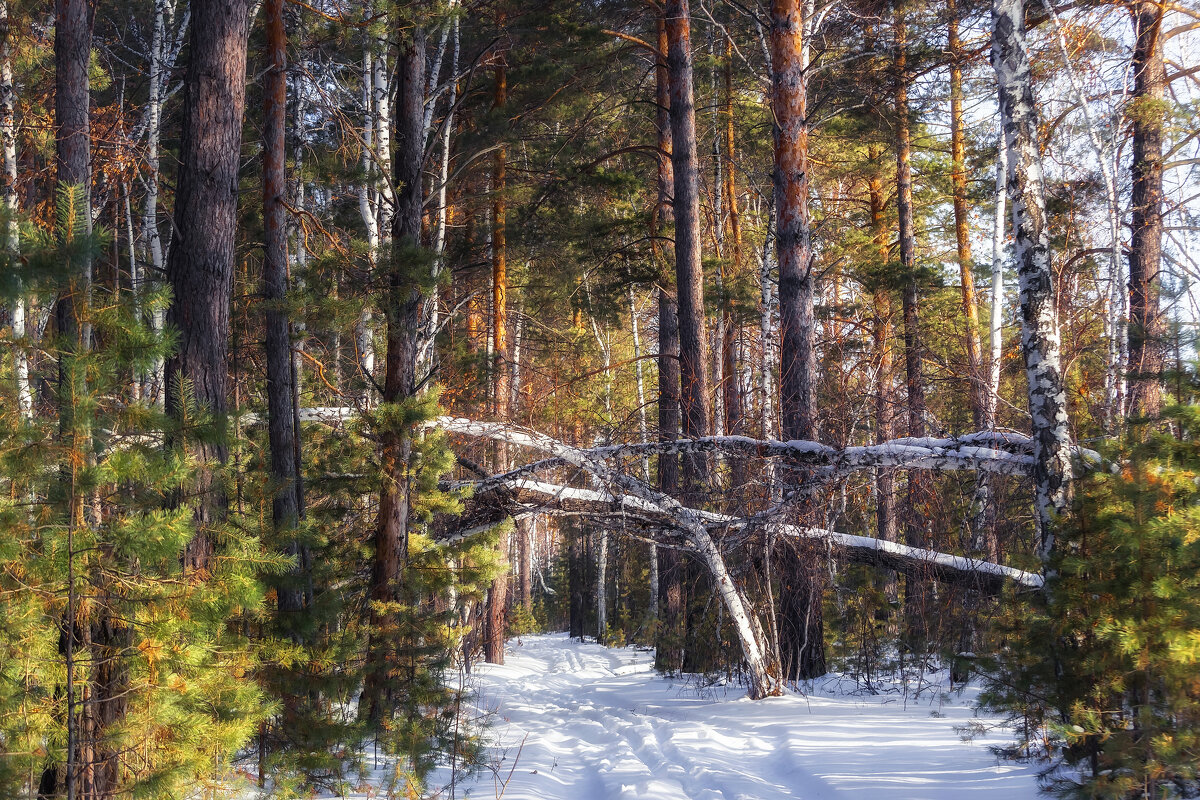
[428,633,1040,800]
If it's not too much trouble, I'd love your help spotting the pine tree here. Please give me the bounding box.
[983,404,1200,798]
[0,189,277,799]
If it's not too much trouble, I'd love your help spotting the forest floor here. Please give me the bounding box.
[407,633,1042,800]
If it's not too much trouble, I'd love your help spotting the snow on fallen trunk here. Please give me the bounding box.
[290,407,1100,475]
[433,417,784,700]
[470,476,1042,591]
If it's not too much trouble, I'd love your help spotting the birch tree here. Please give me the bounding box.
[991,0,1073,562]
[1,0,27,418]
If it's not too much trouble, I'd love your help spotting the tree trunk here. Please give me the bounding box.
[992,0,1073,563]
[54,0,94,795]
[2,0,28,418]
[948,0,984,429]
[664,0,711,498]
[568,519,586,640]
[868,167,897,547]
[425,13,460,372]
[165,0,248,573]
[516,518,533,613]
[721,35,747,490]
[364,19,427,721]
[484,53,510,665]
[142,0,175,406]
[895,1,933,644]
[55,0,90,348]
[262,0,304,620]
[372,3,393,227]
[771,0,825,682]
[629,288,658,621]
[654,10,685,675]
[596,529,608,641]
[986,133,1007,432]
[1126,0,1165,419]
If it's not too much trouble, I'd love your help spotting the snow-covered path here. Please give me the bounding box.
[442,633,1039,799]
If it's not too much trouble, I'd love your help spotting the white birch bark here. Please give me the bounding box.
[986,132,1007,429]
[142,0,169,406]
[758,206,778,442]
[356,27,379,387]
[1,0,28,418]
[420,11,459,374]
[464,476,1045,591]
[292,70,308,403]
[509,302,523,413]
[423,8,455,145]
[629,287,657,619]
[372,11,393,226]
[596,527,608,641]
[992,0,1074,564]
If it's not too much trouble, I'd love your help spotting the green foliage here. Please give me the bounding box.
[0,198,277,798]
[357,389,498,795]
[982,406,1200,798]
[244,386,497,797]
[508,603,539,637]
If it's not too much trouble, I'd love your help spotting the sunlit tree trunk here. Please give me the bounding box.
[868,166,897,547]
[664,0,711,497]
[771,0,824,682]
[425,11,460,373]
[142,0,177,406]
[1126,0,1165,419]
[986,134,1007,432]
[484,49,510,665]
[948,0,984,429]
[630,287,657,620]
[721,34,747,489]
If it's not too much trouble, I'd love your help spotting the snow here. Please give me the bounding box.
[426,634,1040,799]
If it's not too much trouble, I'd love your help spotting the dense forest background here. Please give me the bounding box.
[0,0,1198,796]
